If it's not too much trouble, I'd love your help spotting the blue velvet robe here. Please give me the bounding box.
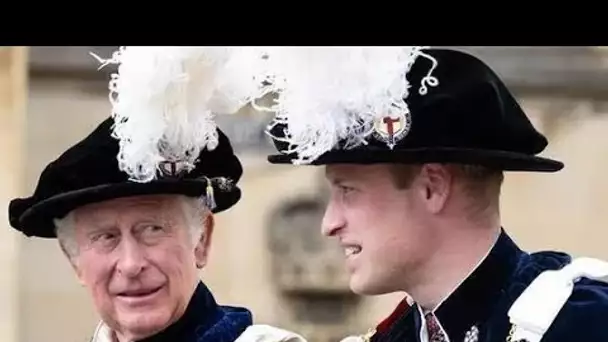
[370,230,608,342]
[136,282,252,342]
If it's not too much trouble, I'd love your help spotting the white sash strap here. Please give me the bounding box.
[234,324,308,342]
[91,323,306,342]
[90,321,113,342]
[507,257,608,342]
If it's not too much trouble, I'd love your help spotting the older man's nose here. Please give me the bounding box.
[116,239,147,277]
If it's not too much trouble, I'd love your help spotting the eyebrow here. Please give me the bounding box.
[328,175,356,187]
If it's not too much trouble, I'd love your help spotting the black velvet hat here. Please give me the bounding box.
[266,48,563,172]
[8,46,287,239]
[8,117,243,238]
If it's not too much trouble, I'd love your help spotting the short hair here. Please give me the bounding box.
[388,163,504,217]
[54,195,210,259]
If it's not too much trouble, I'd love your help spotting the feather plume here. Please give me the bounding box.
[255,46,440,164]
[90,46,269,182]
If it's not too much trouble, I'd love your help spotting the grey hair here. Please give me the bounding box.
[54,195,210,259]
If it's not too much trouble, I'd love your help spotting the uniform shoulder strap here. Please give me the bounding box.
[507,257,608,342]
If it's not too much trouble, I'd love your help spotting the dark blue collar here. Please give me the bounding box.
[372,230,524,342]
[431,229,523,341]
[140,282,252,342]
[372,229,579,342]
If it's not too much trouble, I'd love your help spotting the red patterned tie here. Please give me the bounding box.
[425,312,448,342]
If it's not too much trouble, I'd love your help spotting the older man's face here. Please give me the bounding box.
[68,194,212,340]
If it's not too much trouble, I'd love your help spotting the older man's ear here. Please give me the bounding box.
[195,213,215,269]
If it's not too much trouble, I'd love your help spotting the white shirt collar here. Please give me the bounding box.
[90,321,116,342]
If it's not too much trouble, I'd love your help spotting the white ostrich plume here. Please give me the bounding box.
[256,46,440,164]
[90,46,269,182]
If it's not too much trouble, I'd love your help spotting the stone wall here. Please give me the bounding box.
[501,96,608,258]
[0,46,27,342]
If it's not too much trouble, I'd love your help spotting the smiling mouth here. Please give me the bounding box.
[118,285,163,298]
[344,245,362,257]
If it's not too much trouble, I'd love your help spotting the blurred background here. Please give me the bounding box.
[1,46,608,342]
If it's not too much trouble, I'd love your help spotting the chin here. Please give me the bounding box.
[349,274,394,296]
[115,307,174,338]
[349,272,401,296]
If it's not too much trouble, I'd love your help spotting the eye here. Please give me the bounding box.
[93,232,118,242]
[338,184,355,194]
[89,231,120,251]
[143,225,165,234]
[139,224,168,242]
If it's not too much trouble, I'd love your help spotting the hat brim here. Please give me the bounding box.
[267,147,564,172]
[16,179,241,238]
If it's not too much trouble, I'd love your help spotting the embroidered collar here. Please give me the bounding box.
[368,294,418,342]
[429,229,523,342]
[368,229,524,342]
[90,282,252,342]
[375,295,413,334]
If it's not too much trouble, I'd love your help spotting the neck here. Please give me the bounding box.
[112,281,200,342]
[405,219,501,311]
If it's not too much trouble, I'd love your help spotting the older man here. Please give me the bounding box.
[260,47,608,342]
[9,117,256,341]
[8,47,307,342]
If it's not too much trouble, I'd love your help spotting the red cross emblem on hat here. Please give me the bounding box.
[158,159,189,178]
[372,110,412,149]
